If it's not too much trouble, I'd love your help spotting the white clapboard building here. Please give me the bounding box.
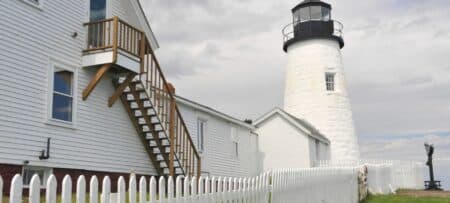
[0,0,358,193]
[0,0,260,189]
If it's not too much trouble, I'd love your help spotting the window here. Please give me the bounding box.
[233,141,239,158]
[90,0,106,22]
[299,7,310,22]
[322,7,331,21]
[325,73,335,91]
[20,0,44,9]
[310,6,322,20]
[52,70,74,122]
[22,166,52,187]
[47,62,77,127]
[315,140,320,160]
[197,119,206,152]
[230,127,239,158]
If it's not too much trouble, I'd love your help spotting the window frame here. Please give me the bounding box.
[19,0,45,10]
[22,166,53,188]
[230,126,239,159]
[86,0,111,22]
[197,119,207,153]
[46,60,78,129]
[325,73,336,92]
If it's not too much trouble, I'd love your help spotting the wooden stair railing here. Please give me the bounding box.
[84,17,201,177]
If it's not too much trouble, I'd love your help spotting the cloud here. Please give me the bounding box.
[141,0,450,160]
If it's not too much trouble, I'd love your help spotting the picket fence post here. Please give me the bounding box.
[62,175,72,203]
[149,176,157,203]
[183,177,190,203]
[204,177,210,202]
[167,176,174,203]
[101,176,111,203]
[211,177,216,202]
[29,174,40,203]
[129,175,137,203]
[175,176,182,203]
[10,174,22,203]
[158,177,165,203]
[0,175,3,203]
[89,176,99,203]
[76,176,86,203]
[139,177,147,203]
[118,176,126,203]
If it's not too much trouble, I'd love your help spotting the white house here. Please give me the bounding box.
[0,0,258,191]
[176,96,259,177]
[254,108,330,171]
[0,0,351,196]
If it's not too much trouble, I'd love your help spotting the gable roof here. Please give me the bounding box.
[254,108,330,144]
[175,95,255,130]
[133,0,159,49]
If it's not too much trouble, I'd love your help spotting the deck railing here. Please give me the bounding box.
[83,17,201,177]
[282,20,344,43]
[84,17,144,59]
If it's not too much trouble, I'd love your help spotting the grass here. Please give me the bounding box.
[363,194,450,203]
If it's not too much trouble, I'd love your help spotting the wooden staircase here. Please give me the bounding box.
[82,17,201,177]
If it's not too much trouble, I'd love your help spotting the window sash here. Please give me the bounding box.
[326,73,335,91]
[52,70,74,122]
[197,120,205,152]
[234,142,239,157]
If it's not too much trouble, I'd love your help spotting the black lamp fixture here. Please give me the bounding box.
[424,142,442,190]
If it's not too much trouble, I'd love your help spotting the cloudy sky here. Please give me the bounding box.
[140,0,450,186]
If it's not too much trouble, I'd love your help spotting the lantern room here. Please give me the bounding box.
[282,0,344,52]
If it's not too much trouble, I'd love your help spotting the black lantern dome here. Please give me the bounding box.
[282,0,344,52]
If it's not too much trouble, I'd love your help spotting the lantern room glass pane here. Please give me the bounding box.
[293,10,301,23]
[299,7,310,22]
[322,7,331,21]
[310,6,322,20]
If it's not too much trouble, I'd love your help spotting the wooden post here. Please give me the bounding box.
[139,34,147,74]
[168,83,176,177]
[197,158,202,178]
[82,63,112,100]
[112,16,119,63]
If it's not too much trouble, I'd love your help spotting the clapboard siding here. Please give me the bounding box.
[176,102,259,177]
[0,0,156,175]
[110,0,141,29]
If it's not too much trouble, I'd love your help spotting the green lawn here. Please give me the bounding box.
[363,195,450,203]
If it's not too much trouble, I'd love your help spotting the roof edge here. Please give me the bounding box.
[175,95,255,130]
[255,108,330,144]
[133,0,160,49]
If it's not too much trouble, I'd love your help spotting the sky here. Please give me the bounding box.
[140,0,450,188]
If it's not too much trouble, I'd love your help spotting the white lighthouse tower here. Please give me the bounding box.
[282,0,359,161]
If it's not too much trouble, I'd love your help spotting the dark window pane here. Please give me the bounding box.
[23,169,44,185]
[54,71,72,95]
[299,7,310,22]
[90,0,106,21]
[52,94,73,122]
[310,6,322,20]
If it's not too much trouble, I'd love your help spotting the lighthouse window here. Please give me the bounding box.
[325,73,335,91]
[299,7,310,22]
[322,7,331,21]
[310,6,322,20]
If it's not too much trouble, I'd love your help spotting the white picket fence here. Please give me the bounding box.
[271,168,359,203]
[316,159,426,194]
[1,167,361,203]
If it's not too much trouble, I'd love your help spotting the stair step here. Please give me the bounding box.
[162,168,184,175]
[160,162,181,168]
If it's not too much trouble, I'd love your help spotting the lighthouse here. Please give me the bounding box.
[282,0,360,161]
